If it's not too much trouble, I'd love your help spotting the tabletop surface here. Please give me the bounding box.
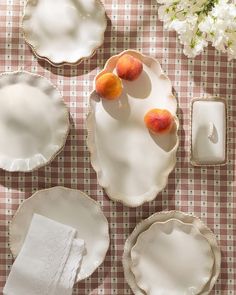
[0,0,235,294]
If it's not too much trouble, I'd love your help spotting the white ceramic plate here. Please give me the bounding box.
[0,71,69,172]
[22,0,107,66]
[131,219,214,295]
[87,50,179,207]
[122,211,221,295]
[10,187,110,282]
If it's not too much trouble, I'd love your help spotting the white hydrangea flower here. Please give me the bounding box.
[157,0,236,59]
[169,15,198,34]
[227,42,236,60]
[158,5,173,23]
[183,37,208,58]
[198,16,215,34]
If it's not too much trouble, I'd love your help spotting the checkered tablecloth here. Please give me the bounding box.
[0,0,235,294]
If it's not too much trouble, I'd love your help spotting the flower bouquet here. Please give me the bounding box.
[157,0,236,60]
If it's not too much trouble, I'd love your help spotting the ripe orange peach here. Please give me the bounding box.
[116,54,143,81]
[144,109,174,134]
[95,73,123,100]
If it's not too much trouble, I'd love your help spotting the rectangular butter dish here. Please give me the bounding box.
[190,97,227,166]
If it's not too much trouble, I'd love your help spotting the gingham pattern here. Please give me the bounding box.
[0,0,235,294]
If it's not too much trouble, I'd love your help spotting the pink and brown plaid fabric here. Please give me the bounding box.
[0,0,235,294]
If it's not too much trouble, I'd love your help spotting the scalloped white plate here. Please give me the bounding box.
[10,187,110,282]
[123,211,221,295]
[0,71,69,172]
[131,219,214,295]
[87,50,179,207]
[22,0,107,66]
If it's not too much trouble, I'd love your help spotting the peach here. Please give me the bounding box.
[144,109,174,134]
[95,73,123,100]
[116,54,143,81]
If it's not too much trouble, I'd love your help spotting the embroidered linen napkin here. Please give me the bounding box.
[4,214,85,295]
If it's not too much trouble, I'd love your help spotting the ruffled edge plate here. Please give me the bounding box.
[122,210,221,295]
[131,218,214,295]
[9,186,110,282]
[0,71,70,172]
[22,0,107,66]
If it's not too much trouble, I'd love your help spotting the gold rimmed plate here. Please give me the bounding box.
[10,187,110,282]
[123,211,221,295]
[22,0,107,66]
[0,71,69,172]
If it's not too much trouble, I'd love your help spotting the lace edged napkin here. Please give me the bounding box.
[4,214,85,295]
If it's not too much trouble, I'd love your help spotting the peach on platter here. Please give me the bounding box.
[116,54,143,81]
[95,72,122,100]
[144,109,174,135]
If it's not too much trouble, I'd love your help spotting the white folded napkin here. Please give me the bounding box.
[4,214,85,295]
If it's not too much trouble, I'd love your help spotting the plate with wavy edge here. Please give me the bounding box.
[87,50,179,207]
[10,187,110,282]
[0,71,69,172]
[22,0,107,66]
[122,211,221,295]
[131,218,214,295]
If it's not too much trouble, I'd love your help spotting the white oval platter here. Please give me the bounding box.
[87,50,179,207]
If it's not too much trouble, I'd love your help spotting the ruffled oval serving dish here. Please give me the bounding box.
[122,211,221,295]
[22,0,107,66]
[10,186,110,282]
[87,50,179,207]
[131,219,214,295]
[0,71,69,172]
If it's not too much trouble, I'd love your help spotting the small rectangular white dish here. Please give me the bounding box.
[191,97,227,166]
